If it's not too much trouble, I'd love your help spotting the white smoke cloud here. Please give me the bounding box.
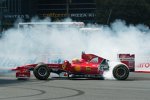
[0,18,150,78]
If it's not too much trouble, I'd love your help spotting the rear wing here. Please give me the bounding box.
[118,54,135,72]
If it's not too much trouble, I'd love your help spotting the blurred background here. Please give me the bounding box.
[0,0,150,32]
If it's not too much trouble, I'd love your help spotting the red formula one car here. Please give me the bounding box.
[12,52,135,80]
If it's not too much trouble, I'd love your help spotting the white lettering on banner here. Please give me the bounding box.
[70,13,95,18]
[4,14,30,19]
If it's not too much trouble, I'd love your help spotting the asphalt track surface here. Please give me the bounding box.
[0,72,150,100]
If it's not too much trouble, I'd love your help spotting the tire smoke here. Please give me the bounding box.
[0,18,150,77]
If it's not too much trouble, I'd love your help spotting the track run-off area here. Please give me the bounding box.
[0,72,150,100]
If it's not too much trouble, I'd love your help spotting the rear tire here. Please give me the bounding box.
[33,64,50,80]
[113,65,129,80]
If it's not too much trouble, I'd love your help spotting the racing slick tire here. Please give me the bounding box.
[33,64,50,80]
[113,65,129,80]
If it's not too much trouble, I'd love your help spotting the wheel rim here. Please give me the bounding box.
[116,67,126,77]
[38,67,47,76]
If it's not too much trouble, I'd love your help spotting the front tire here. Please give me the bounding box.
[33,64,50,80]
[113,65,129,80]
